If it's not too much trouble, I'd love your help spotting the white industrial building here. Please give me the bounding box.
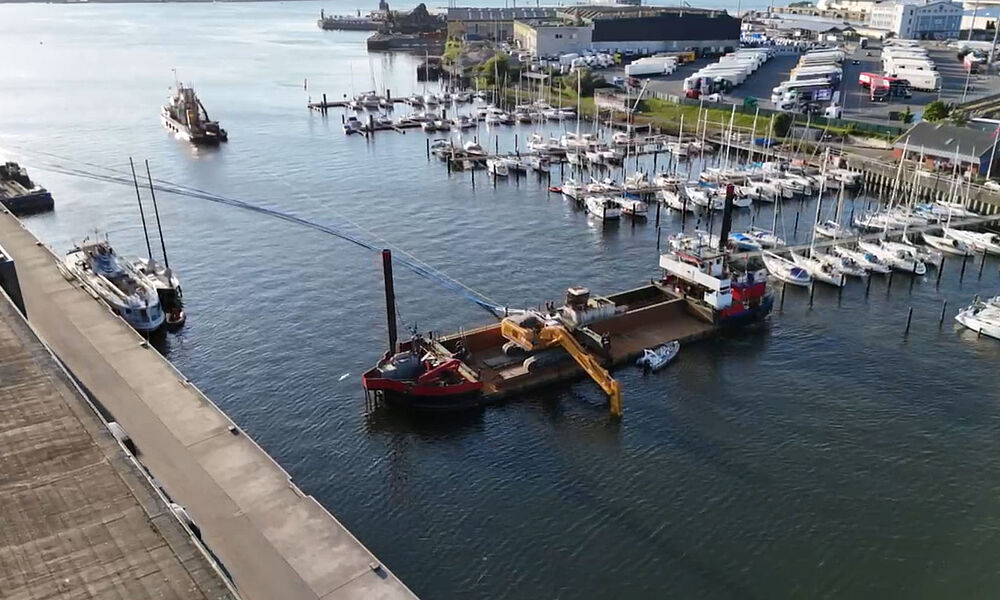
[513,21,594,56]
[866,0,963,39]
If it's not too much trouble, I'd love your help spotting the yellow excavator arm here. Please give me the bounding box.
[501,317,623,418]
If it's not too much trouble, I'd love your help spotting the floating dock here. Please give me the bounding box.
[0,208,418,600]
[0,274,237,599]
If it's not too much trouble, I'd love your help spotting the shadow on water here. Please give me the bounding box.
[364,406,487,439]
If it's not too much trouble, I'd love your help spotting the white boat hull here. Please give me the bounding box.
[956,307,1000,339]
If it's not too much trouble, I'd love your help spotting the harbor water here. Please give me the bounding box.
[2,2,1000,597]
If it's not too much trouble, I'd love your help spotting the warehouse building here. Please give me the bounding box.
[513,21,593,56]
[447,7,556,41]
[893,120,1000,175]
[512,6,740,57]
[866,0,963,39]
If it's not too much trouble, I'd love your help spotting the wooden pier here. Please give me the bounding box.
[0,209,418,600]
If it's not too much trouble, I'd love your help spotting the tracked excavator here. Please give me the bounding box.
[499,287,623,417]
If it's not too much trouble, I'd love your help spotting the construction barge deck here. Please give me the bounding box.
[364,201,772,418]
[440,285,719,402]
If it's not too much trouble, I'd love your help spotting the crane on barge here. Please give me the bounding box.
[498,286,623,417]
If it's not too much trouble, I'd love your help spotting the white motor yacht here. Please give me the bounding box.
[956,302,1000,339]
[944,228,1000,255]
[585,196,621,220]
[657,189,690,212]
[615,197,648,217]
[486,158,509,177]
[64,237,165,332]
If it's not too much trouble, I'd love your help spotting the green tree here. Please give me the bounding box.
[561,69,608,97]
[923,100,951,122]
[901,106,914,124]
[773,112,793,137]
[951,110,969,126]
[480,53,519,86]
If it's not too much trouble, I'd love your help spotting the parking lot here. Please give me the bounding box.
[605,42,1000,127]
[840,44,997,123]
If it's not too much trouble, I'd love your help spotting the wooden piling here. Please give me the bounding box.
[960,254,968,280]
[978,251,987,279]
[936,257,944,286]
[939,300,948,326]
[904,306,913,335]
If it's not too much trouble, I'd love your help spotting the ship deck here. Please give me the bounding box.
[441,285,717,401]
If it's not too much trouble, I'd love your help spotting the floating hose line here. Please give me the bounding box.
[7,147,506,317]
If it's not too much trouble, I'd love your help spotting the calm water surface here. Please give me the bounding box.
[2,3,1000,598]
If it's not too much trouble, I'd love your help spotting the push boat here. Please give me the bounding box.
[362,207,773,416]
[161,81,227,145]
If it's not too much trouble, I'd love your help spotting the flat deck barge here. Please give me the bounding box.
[445,286,716,402]
[0,161,53,215]
[365,225,772,417]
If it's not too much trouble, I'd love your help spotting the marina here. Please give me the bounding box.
[3,2,1000,598]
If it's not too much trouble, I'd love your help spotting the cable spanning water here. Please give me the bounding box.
[11,147,506,317]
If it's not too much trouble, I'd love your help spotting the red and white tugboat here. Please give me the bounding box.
[658,185,774,327]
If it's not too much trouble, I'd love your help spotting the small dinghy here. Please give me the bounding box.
[636,341,680,372]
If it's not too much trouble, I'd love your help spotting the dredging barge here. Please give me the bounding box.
[161,80,228,146]
[363,188,772,418]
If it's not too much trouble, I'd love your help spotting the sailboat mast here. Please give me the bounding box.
[809,150,829,255]
[887,137,909,209]
[723,104,736,170]
[576,69,581,139]
[748,107,759,166]
[128,157,153,260]
[833,181,844,242]
[144,160,169,268]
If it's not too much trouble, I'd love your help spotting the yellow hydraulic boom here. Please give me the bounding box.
[501,316,623,418]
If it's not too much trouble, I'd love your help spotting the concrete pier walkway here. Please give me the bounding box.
[0,282,236,600]
[0,209,418,600]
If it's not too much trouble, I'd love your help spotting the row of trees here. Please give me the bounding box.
[480,53,608,97]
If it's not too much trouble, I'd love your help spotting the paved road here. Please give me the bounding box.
[0,212,418,600]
